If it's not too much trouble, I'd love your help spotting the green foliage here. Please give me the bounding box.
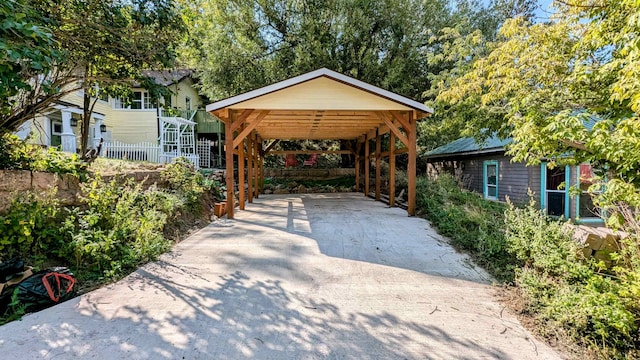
[161,157,220,205]
[0,134,87,178]
[182,0,455,102]
[0,288,27,325]
[60,176,177,279]
[0,190,62,263]
[415,174,514,281]
[504,200,640,357]
[0,0,60,126]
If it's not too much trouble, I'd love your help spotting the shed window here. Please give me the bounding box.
[483,161,498,200]
[545,166,567,217]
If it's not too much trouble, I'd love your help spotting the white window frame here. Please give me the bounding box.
[113,90,156,110]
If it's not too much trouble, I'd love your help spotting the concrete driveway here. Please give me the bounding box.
[0,193,562,359]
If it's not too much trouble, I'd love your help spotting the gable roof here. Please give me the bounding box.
[425,135,511,159]
[206,68,433,116]
[143,69,193,86]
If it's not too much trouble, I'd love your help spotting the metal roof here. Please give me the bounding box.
[424,135,511,159]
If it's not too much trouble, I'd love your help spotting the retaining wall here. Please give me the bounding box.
[0,170,164,212]
[264,168,355,180]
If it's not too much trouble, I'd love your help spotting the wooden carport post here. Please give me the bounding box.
[225,110,235,218]
[375,130,381,201]
[389,132,396,207]
[247,134,253,203]
[407,113,417,215]
[238,130,245,210]
[253,133,261,199]
[364,135,370,195]
[354,139,361,192]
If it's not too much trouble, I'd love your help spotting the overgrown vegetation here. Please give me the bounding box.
[415,175,513,281]
[416,174,640,358]
[505,201,640,358]
[0,134,86,178]
[0,155,217,324]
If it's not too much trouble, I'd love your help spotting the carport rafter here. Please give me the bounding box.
[208,68,432,218]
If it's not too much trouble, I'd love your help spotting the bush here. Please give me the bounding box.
[0,134,87,178]
[60,176,178,279]
[0,190,63,263]
[505,200,640,357]
[161,157,220,205]
[416,174,514,281]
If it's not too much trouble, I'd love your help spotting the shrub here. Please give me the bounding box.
[505,200,640,357]
[161,157,219,205]
[416,174,514,281]
[0,134,87,178]
[60,175,178,279]
[0,190,63,263]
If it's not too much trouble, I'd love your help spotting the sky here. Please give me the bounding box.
[532,0,556,22]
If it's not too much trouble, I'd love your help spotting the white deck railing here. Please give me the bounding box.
[102,141,160,163]
[102,141,199,168]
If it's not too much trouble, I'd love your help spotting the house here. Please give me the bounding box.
[424,136,603,224]
[20,70,224,167]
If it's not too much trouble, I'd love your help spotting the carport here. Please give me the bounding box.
[206,68,432,218]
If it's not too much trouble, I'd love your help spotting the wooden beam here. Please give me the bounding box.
[375,129,381,202]
[247,134,253,204]
[230,109,255,133]
[268,150,353,155]
[390,110,411,133]
[263,139,280,155]
[394,147,408,155]
[238,129,245,211]
[407,115,417,216]
[389,132,396,207]
[233,110,269,148]
[377,113,409,147]
[259,139,265,193]
[364,135,370,196]
[225,109,235,219]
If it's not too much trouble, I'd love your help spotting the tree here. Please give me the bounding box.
[0,0,62,131]
[418,0,537,151]
[436,0,640,224]
[180,0,453,102]
[2,0,186,153]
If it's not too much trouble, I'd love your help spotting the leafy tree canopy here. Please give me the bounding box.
[1,0,186,152]
[180,0,478,102]
[435,0,640,224]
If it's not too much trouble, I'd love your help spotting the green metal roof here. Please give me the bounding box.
[425,135,511,159]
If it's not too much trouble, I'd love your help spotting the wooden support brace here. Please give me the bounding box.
[230,109,255,133]
[233,111,269,149]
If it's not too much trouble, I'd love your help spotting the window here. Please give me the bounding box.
[51,121,62,147]
[114,91,156,110]
[185,96,192,110]
[483,160,498,200]
[544,166,567,217]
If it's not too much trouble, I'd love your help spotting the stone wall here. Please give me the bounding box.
[264,168,355,180]
[0,170,164,212]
